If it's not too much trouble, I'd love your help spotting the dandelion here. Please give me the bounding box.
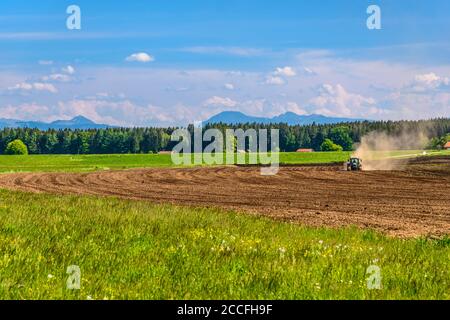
[278,247,286,258]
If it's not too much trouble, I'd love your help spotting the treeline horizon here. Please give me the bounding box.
[0,118,449,155]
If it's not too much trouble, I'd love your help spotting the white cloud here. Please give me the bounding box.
[2,51,449,125]
[265,67,296,86]
[265,76,285,85]
[56,99,202,126]
[414,73,447,85]
[62,65,75,75]
[8,82,57,93]
[33,83,58,93]
[147,103,200,124]
[224,83,235,90]
[309,84,377,117]
[410,72,449,92]
[384,91,450,120]
[41,66,76,83]
[274,66,296,77]
[203,96,237,108]
[303,67,316,75]
[415,73,441,84]
[56,99,138,125]
[38,60,53,65]
[41,73,71,82]
[125,52,154,63]
[0,103,51,121]
[383,73,450,119]
[285,102,307,115]
[9,82,33,91]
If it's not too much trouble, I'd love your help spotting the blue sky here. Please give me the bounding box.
[0,0,449,126]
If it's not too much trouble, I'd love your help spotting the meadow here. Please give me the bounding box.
[0,152,348,173]
[2,150,448,173]
[0,190,448,300]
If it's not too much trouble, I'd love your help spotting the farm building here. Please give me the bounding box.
[444,141,450,150]
[296,148,314,153]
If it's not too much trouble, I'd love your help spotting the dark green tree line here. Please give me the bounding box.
[0,118,449,154]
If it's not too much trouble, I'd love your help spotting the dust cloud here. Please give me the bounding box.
[352,130,429,171]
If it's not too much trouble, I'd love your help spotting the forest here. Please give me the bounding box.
[0,118,449,154]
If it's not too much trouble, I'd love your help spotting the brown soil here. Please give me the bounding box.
[0,156,449,238]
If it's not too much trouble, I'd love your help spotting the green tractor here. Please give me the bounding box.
[347,157,363,171]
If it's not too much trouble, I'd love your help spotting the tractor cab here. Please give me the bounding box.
[347,157,363,171]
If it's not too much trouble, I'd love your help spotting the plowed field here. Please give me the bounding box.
[1,156,449,237]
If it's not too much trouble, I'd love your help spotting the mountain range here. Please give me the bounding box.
[0,111,366,130]
[204,111,365,125]
[0,116,111,130]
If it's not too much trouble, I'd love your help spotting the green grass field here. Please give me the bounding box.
[0,152,352,173]
[0,154,175,173]
[1,150,448,173]
[0,190,448,300]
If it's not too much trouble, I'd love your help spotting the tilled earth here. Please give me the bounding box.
[1,156,449,238]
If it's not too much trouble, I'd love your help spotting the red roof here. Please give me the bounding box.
[296,148,314,152]
[444,141,450,148]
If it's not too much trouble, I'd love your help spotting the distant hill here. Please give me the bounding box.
[205,111,365,125]
[0,112,367,130]
[0,116,112,130]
